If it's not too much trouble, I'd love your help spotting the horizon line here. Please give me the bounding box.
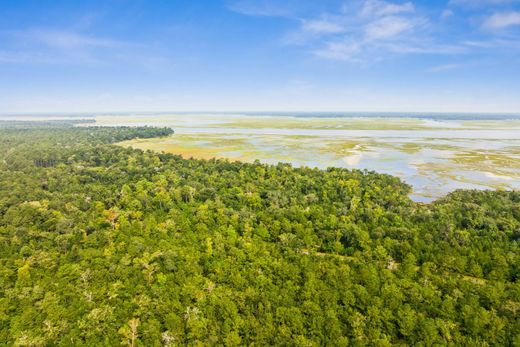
[2,110,520,116]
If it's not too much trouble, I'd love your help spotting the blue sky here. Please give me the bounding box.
[1,0,519,113]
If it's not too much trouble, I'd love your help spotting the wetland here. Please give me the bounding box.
[87,113,520,202]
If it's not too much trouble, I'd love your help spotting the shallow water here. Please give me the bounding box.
[174,127,520,139]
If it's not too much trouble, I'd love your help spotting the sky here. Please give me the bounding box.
[1,0,519,114]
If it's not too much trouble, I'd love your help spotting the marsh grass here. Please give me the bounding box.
[112,115,520,200]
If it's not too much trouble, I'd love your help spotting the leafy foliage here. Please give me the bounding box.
[0,123,518,346]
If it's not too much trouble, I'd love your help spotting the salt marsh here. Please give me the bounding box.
[89,113,520,202]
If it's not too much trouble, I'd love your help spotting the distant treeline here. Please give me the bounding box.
[0,119,95,128]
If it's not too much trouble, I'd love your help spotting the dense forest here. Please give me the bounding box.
[0,121,518,346]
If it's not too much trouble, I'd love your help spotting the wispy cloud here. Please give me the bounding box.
[449,0,520,8]
[441,9,454,19]
[301,19,345,34]
[237,0,460,61]
[234,0,520,63]
[306,1,431,61]
[364,15,421,40]
[466,37,513,45]
[0,51,55,64]
[16,29,127,49]
[483,11,520,29]
[0,29,125,66]
[228,0,298,17]
[427,63,463,73]
[313,40,362,62]
[379,42,465,54]
[0,48,104,65]
[0,27,172,69]
[358,0,415,18]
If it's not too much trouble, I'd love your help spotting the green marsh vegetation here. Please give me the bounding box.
[0,122,519,345]
[119,131,520,200]
[93,114,520,131]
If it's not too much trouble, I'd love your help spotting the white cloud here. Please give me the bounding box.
[483,11,520,29]
[301,19,345,34]
[283,0,428,61]
[0,29,121,66]
[0,51,42,63]
[441,9,454,19]
[462,38,520,48]
[0,49,102,65]
[379,42,465,54]
[427,63,462,73]
[20,29,125,49]
[0,28,170,69]
[313,40,361,61]
[449,0,519,7]
[310,1,433,61]
[234,0,520,63]
[364,16,417,40]
[359,0,415,18]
